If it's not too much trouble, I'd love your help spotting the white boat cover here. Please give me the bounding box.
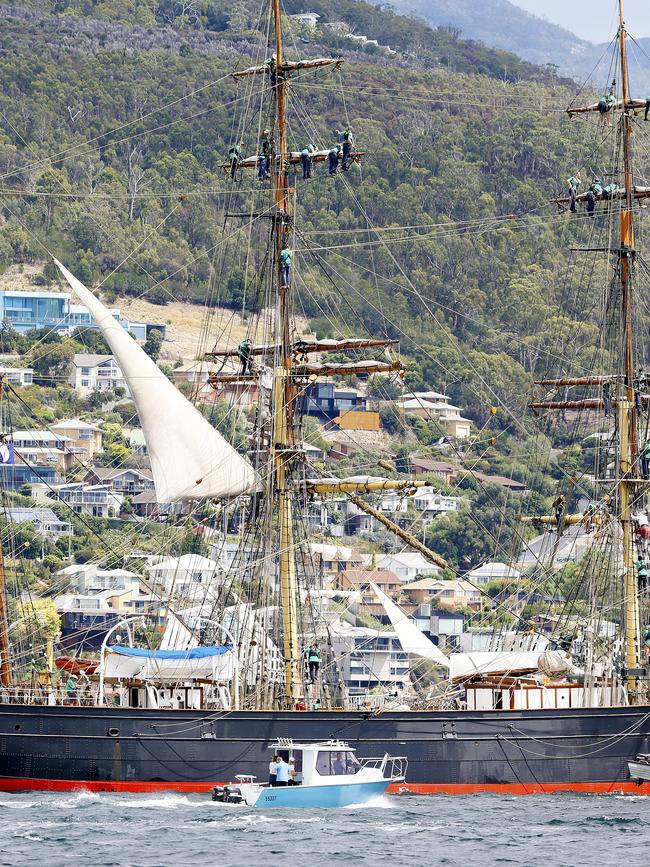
[54,258,255,502]
[370,581,450,668]
[449,651,543,680]
[102,645,235,681]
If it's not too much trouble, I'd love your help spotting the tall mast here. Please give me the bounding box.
[272,0,300,707]
[0,381,11,687]
[616,0,640,682]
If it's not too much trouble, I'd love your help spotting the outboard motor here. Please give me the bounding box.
[223,785,243,804]
[211,786,226,802]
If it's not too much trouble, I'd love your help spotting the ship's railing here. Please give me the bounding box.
[0,687,97,707]
[347,693,392,710]
[358,754,408,781]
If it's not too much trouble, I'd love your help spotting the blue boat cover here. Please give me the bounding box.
[109,645,232,659]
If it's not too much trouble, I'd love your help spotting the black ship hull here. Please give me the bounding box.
[2,703,650,794]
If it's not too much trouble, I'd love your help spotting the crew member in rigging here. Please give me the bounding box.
[586,179,604,216]
[602,380,613,416]
[280,246,293,288]
[567,172,582,213]
[300,143,316,180]
[337,127,354,170]
[229,141,243,180]
[258,128,271,181]
[328,144,342,176]
[237,337,253,374]
[306,644,320,683]
[598,81,616,126]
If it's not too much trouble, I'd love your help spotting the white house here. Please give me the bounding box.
[330,625,411,696]
[7,507,71,539]
[58,563,143,593]
[68,353,128,396]
[48,482,123,518]
[412,490,463,523]
[373,552,440,584]
[466,561,521,586]
[289,12,320,28]
[398,391,472,439]
[145,554,220,596]
[0,365,33,386]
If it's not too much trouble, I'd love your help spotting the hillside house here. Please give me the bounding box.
[84,467,154,496]
[331,628,410,696]
[50,419,103,461]
[398,391,471,439]
[145,554,220,596]
[374,552,440,583]
[401,578,482,611]
[49,482,123,518]
[69,354,127,396]
[7,507,71,539]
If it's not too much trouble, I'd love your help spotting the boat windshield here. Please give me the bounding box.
[316,750,361,776]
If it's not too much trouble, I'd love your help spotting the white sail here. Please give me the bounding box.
[53,258,255,502]
[370,581,450,668]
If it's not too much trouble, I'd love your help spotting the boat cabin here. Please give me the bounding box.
[270,739,366,786]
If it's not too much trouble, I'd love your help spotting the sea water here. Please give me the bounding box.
[0,791,646,866]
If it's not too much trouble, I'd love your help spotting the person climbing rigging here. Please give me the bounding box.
[645,99,650,122]
[598,81,616,126]
[567,172,582,213]
[258,128,271,181]
[300,144,316,180]
[280,246,293,287]
[237,337,252,374]
[229,141,243,180]
[636,559,649,592]
[307,644,320,683]
[337,127,353,170]
[552,494,566,528]
[328,144,342,176]
[602,380,613,416]
[642,442,650,480]
[586,179,604,216]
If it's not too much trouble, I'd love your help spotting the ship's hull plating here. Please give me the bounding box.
[2,704,650,794]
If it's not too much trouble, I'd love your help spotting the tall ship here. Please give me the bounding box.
[2,0,650,794]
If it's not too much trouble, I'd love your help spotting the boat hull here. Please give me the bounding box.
[249,780,390,808]
[2,703,650,794]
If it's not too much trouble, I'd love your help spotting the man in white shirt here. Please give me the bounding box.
[275,756,290,786]
[268,754,279,786]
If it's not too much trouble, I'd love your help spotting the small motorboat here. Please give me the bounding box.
[628,753,650,781]
[211,738,407,808]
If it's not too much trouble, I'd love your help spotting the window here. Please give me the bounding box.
[316,751,360,776]
[81,379,90,387]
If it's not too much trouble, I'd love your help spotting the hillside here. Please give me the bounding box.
[0,0,644,440]
[385,0,650,91]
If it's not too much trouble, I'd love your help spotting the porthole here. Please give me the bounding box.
[107,728,120,738]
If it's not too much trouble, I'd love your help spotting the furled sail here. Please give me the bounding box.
[370,581,450,668]
[53,258,255,502]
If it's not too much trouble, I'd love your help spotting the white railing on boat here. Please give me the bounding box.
[359,755,408,781]
[347,693,393,710]
[0,687,96,706]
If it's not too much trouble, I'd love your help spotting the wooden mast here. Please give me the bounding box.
[616,0,641,684]
[0,379,11,688]
[271,0,301,708]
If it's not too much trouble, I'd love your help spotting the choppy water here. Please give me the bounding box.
[0,791,647,866]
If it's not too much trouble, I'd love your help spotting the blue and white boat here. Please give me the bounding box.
[212,738,407,808]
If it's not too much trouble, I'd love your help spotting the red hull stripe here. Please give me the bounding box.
[1,777,650,795]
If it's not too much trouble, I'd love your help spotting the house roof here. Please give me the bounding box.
[400,391,449,401]
[72,354,115,368]
[377,552,439,570]
[51,419,103,432]
[339,568,400,585]
[310,543,360,561]
[467,561,521,579]
[8,507,64,525]
[145,553,218,572]
[12,430,72,442]
[86,467,153,482]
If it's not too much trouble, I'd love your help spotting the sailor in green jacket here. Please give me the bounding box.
[328,144,342,176]
[598,82,616,126]
[307,644,320,683]
[280,246,293,287]
[567,172,581,213]
[228,141,243,179]
[237,337,252,374]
